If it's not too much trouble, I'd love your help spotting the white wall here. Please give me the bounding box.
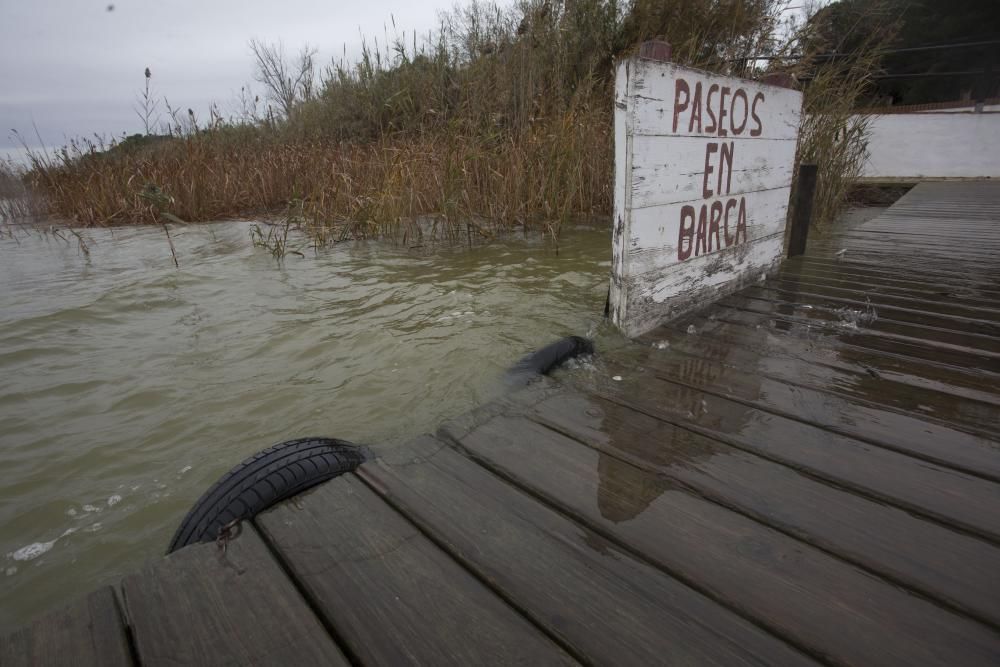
[914,103,1000,113]
[610,57,803,337]
[861,112,1000,179]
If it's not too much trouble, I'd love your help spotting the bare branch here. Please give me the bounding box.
[249,39,316,118]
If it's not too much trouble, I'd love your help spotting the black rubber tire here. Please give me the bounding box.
[166,437,368,554]
[505,335,595,385]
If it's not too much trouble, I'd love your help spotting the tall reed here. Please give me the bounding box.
[13,0,882,239]
[787,3,896,227]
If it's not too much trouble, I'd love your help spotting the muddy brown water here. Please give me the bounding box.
[0,220,619,631]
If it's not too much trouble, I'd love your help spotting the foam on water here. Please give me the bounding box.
[0,220,613,631]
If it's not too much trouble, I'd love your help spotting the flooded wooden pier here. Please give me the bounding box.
[4,181,1000,665]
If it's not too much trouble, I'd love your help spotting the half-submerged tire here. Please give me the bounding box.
[167,437,367,554]
[505,335,594,385]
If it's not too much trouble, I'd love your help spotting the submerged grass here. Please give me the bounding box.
[6,0,887,242]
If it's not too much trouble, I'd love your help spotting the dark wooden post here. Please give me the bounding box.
[788,163,818,257]
[638,41,672,62]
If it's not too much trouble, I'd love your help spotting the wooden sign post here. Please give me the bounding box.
[609,54,803,337]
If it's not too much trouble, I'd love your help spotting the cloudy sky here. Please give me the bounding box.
[0,0,456,158]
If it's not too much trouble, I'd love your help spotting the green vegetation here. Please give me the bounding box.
[6,0,902,239]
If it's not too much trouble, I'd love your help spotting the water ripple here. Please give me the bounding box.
[0,220,610,631]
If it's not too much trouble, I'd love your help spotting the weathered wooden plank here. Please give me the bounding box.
[768,275,1000,322]
[806,244,1000,270]
[628,59,802,139]
[359,435,817,667]
[850,218,1000,231]
[609,56,631,332]
[793,257,1000,291]
[775,270,1000,310]
[820,227,1000,246]
[618,234,786,336]
[611,56,801,338]
[640,330,1000,436]
[637,351,1000,479]
[720,294,1000,361]
[782,263,1000,303]
[449,414,1000,666]
[630,135,796,209]
[707,301,1000,373]
[846,227,1000,242]
[799,246,1000,272]
[816,228,1000,247]
[760,281,1000,338]
[627,187,791,271]
[0,587,132,667]
[738,285,1000,344]
[527,393,1000,626]
[122,524,348,667]
[650,309,1000,407]
[812,237,1000,260]
[585,375,1000,542]
[257,473,576,666]
[866,215,1000,225]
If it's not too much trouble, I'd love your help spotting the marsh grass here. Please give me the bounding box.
[9,0,885,243]
[786,4,897,228]
[250,199,308,259]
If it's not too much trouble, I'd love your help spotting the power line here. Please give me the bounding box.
[730,38,1000,63]
[870,70,994,80]
[877,38,1000,56]
[797,69,995,82]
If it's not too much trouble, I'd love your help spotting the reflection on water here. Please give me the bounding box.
[0,220,611,630]
[536,378,745,525]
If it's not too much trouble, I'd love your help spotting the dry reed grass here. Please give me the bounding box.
[8,0,887,242]
[21,106,610,242]
[787,2,898,227]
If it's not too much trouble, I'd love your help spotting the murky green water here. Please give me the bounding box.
[0,221,612,630]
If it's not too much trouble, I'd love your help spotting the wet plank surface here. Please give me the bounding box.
[256,473,576,666]
[4,181,1000,665]
[529,391,1000,626]
[442,405,1000,665]
[359,435,816,666]
[0,587,132,667]
[121,525,349,667]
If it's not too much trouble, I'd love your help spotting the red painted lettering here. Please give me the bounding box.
[724,198,737,246]
[688,82,703,134]
[750,92,764,136]
[708,201,723,252]
[678,205,696,260]
[702,142,718,198]
[704,84,719,134]
[718,86,730,137]
[731,89,749,135]
[719,142,735,196]
[736,197,748,243]
[695,205,708,256]
[673,79,690,133]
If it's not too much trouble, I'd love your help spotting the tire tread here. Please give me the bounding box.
[167,437,366,553]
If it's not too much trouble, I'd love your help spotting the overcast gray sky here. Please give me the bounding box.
[0,0,454,157]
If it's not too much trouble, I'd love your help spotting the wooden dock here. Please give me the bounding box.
[4,181,1000,665]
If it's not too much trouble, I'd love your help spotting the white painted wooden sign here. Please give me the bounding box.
[610,57,803,337]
